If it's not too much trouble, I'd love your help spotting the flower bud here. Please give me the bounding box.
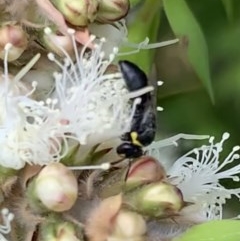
[96,0,129,23]
[41,220,83,241]
[125,156,166,190]
[42,28,74,56]
[109,210,146,241]
[34,163,78,212]
[124,182,185,218]
[52,0,98,26]
[0,24,28,61]
[85,194,122,241]
[54,223,81,241]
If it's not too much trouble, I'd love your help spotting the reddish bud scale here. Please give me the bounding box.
[125,156,166,191]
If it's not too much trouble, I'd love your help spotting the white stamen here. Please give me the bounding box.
[126,86,154,99]
[164,132,240,220]
[157,106,164,111]
[146,134,210,151]
[13,54,41,83]
[44,27,52,35]
[68,163,110,170]
[67,28,75,35]
[47,53,55,61]
[0,208,14,241]
[118,38,179,56]
[51,32,143,147]
[0,47,69,169]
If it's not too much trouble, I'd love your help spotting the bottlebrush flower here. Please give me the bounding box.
[0,44,68,169]
[49,29,149,147]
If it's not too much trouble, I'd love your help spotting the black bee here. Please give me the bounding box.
[117,60,156,158]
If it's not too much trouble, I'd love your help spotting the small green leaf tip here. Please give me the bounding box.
[173,220,240,241]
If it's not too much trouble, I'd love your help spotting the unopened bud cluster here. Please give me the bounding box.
[52,0,129,26]
[83,156,186,241]
[123,156,185,218]
[12,154,186,241]
[1,0,129,62]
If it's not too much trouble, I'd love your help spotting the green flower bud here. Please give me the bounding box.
[0,24,28,61]
[51,0,99,26]
[41,218,83,241]
[124,182,185,218]
[97,0,130,23]
[125,156,166,191]
[34,163,78,212]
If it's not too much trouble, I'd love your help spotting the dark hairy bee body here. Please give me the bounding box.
[117,60,156,158]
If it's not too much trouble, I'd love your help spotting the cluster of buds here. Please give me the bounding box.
[51,0,129,26]
[0,152,186,241]
[85,194,147,241]
[123,156,185,218]
[84,156,186,241]
[0,0,130,62]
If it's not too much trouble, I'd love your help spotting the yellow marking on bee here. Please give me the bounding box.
[130,132,143,147]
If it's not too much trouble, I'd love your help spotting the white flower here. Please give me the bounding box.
[0,44,68,169]
[147,133,240,221]
[0,208,14,241]
[49,30,150,147]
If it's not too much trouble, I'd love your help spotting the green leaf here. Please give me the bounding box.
[129,0,143,8]
[163,0,214,102]
[118,0,162,74]
[61,143,80,165]
[173,220,240,241]
[90,148,112,164]
[221,0,234,23]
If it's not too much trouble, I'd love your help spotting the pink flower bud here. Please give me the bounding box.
[110,210,146,240]
[85,194,122,241]
[125,156,166,190]
[35,163,78,212]
[0,24,28,61]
